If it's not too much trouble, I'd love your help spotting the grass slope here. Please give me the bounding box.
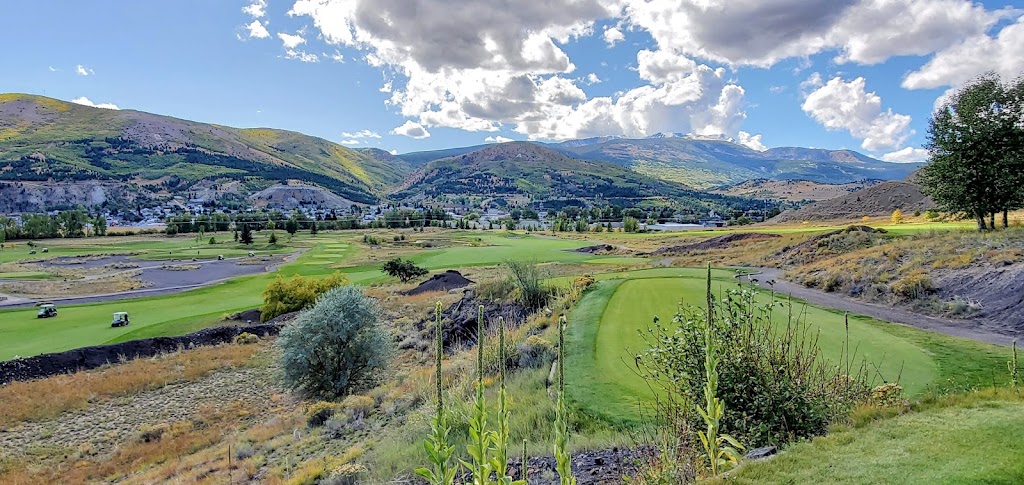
[722,395,1024,484]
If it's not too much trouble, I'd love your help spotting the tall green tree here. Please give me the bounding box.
[920,73,1024,230]
[92,215,107,236]
[239,223,254,245]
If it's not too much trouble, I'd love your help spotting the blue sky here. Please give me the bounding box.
[2,1,1021,160]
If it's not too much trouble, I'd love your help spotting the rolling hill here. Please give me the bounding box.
[390,142,755,212]
[0,93,409,208]
[770,181,935,223]
[712,179,883,202]
[552,137,920,189]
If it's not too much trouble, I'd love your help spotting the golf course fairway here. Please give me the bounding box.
[562,268,1007,425]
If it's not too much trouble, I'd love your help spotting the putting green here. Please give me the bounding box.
[566,270,949,424]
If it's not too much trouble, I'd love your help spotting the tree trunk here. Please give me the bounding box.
[977,213,988,231]
[1003,210,1009,229]
[990,212,996,230]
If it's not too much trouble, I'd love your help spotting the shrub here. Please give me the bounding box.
[324,464,368,485]
[518,335,555,369]
[278,286,394,400]
[623,216,640,233]
[138,423,169,443]
[382,258,429,283]
[234,443,256,460]
[504,260,551,309]
[260,272,348,322]
[341,394,376,419]
[268,232,278,245]
[637,287,868,448]
[892,272,935,300]
[307,401,343,427]
[234,332,260,345]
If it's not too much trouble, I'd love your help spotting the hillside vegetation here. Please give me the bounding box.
[391,142,756,213]
[556,138,919,188]
[0,94,409,206]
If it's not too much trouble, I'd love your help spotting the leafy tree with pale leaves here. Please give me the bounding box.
[277,286,393,400]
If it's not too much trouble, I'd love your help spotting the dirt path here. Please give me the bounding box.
[741,268,1014,346]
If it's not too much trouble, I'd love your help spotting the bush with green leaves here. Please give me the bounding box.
[277,286,393,400]
[382,257,429,283]
[260,272,348,322]
[504,259,552,309]
[636,285,868,448]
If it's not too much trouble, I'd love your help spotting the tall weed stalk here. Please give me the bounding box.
[696,264,744,476]
[555,315,576,485]
[416,302,457,485]
[462,305,498,484]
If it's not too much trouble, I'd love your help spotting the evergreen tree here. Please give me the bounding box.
[240,223,254,245]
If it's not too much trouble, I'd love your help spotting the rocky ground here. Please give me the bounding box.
[0,364,287,461]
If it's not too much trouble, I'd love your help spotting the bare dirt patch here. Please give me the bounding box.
[649,232,781,256]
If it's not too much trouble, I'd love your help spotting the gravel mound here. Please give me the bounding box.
[404,270,474,295]
[574,244,616,254]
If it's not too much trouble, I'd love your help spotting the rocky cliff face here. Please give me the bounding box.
[0,181,150,213]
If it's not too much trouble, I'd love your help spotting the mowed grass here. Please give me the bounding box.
[0,231,634,358]
[565,269,1009,425]
[0,271,52,280]
[0,231,297,265]
[719,393,1024,484]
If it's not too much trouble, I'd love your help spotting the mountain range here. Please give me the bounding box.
[0,93,922,213]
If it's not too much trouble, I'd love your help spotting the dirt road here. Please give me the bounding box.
[741,268,1015,346]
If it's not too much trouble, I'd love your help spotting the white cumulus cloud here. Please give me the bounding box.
[243,0,267,18]
[71,96,120,110]
[278,32,306,49]
[245,20,270,39]
[391,120,431,139]
[801,76,912,151]
[341,129,381,139]
[485,136,514,143]
[602,26,624,47]
[340,139,360,145]
[882,147,930,163]
[75,65,94,76]
[903,15,1024,90]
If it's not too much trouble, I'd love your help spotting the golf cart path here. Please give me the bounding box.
[741,267,1014,347]
[0,250,304,309]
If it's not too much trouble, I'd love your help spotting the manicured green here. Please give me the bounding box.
[721,398,1024,484]
[565,269,1009,425]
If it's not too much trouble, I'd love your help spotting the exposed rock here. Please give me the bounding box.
[418,291,527,351]
[746,446,778,460]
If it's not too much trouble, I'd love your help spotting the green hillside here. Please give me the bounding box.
[0,93,409,204]
[391,142,756,212]
[558,138,920,189]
